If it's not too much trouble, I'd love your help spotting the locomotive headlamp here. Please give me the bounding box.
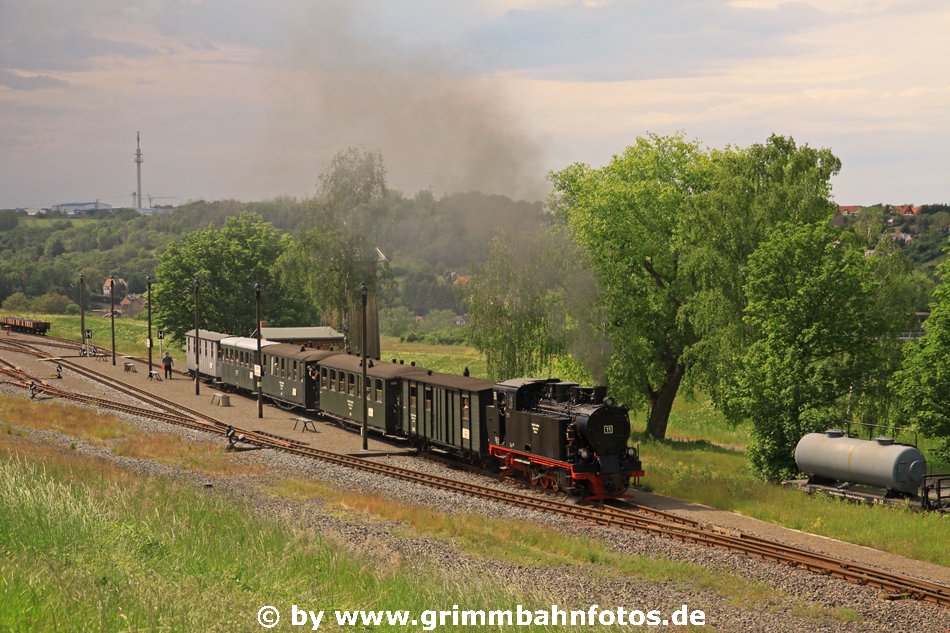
[626,447,637,458]
[578,448,592,461]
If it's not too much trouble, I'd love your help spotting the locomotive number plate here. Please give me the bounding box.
[604,425,614,434]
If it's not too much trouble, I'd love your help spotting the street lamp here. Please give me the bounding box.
[146,275,153,377]
[79,273,85,354]
[110,276,116,366]
[193,277,200,396]
[360,282,368,451]
[255,281,263,418]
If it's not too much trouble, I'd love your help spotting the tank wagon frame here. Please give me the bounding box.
[790,429,950,512]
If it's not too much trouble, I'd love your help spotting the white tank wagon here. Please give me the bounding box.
[795,430,927,496]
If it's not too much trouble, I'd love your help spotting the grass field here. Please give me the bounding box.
[26,314,168,359]
[0,433,570,632]
[0,399,856,631]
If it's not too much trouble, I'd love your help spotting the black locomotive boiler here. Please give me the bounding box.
[487,379,643,499]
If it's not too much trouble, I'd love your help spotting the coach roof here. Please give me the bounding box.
[184,329,230,342]
[406,370,494,392]
[262,344,342,363]
[320,354,429,380]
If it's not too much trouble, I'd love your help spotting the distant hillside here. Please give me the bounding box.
[0,192,547,317]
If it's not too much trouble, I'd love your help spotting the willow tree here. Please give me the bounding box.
[279,148,393,332]
[466,228,601,381]
[550,135,706,439]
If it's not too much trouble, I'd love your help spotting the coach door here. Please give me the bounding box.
[422,385,433,439]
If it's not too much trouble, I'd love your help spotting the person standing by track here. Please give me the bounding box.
[162,352,174,379]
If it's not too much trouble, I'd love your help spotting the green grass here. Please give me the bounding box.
[650,393,752,448]
[637,438,950,567]
[20,313,164,358]
[380,335,487,377]
[0,436,566,632]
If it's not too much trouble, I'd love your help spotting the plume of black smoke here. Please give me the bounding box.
[265,2,545,200]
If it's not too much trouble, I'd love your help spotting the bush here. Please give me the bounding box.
[399,329,468,345]
[1,291,30,312]
[31,293,76,315]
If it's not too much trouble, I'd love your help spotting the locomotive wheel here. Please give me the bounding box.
[529,466,544,488]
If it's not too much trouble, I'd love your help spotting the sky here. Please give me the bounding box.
[1,0,948,209]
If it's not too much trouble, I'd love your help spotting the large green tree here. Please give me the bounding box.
[551,134,705,438]
[730,223,895,480]
[153,213,306,341]
[550,134,844,439]
[894,245,950,458]
[679,136,842,412]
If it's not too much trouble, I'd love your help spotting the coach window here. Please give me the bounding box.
[330,369,337,391]
[462,396,470,422]
[410,387,417,410]
[347,373,355,396]
[375,378,383,403]
[320,367,327,389]
[424,387,432,413]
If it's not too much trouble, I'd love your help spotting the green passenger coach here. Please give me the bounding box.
[402,371,494,458]
[260,344,340,410]
[318,355,426,434]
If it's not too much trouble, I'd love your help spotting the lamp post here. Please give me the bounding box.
[360,282,368,451]
[193,277,200,396]
[146,275,153,376]
[79,273,85,354]
[110,276,116,366]
[255,281,263,419]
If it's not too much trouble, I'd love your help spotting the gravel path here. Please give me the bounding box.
[1,336,948,632]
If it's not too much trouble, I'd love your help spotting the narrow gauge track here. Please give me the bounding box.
[2,337,949,608]
[25,333,190,377]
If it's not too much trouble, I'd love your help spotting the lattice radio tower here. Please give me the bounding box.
[134,132,143,210]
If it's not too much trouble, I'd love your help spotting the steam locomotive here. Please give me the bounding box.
[187,330,643,499]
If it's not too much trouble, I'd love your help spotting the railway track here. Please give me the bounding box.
[2,334,949,608]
